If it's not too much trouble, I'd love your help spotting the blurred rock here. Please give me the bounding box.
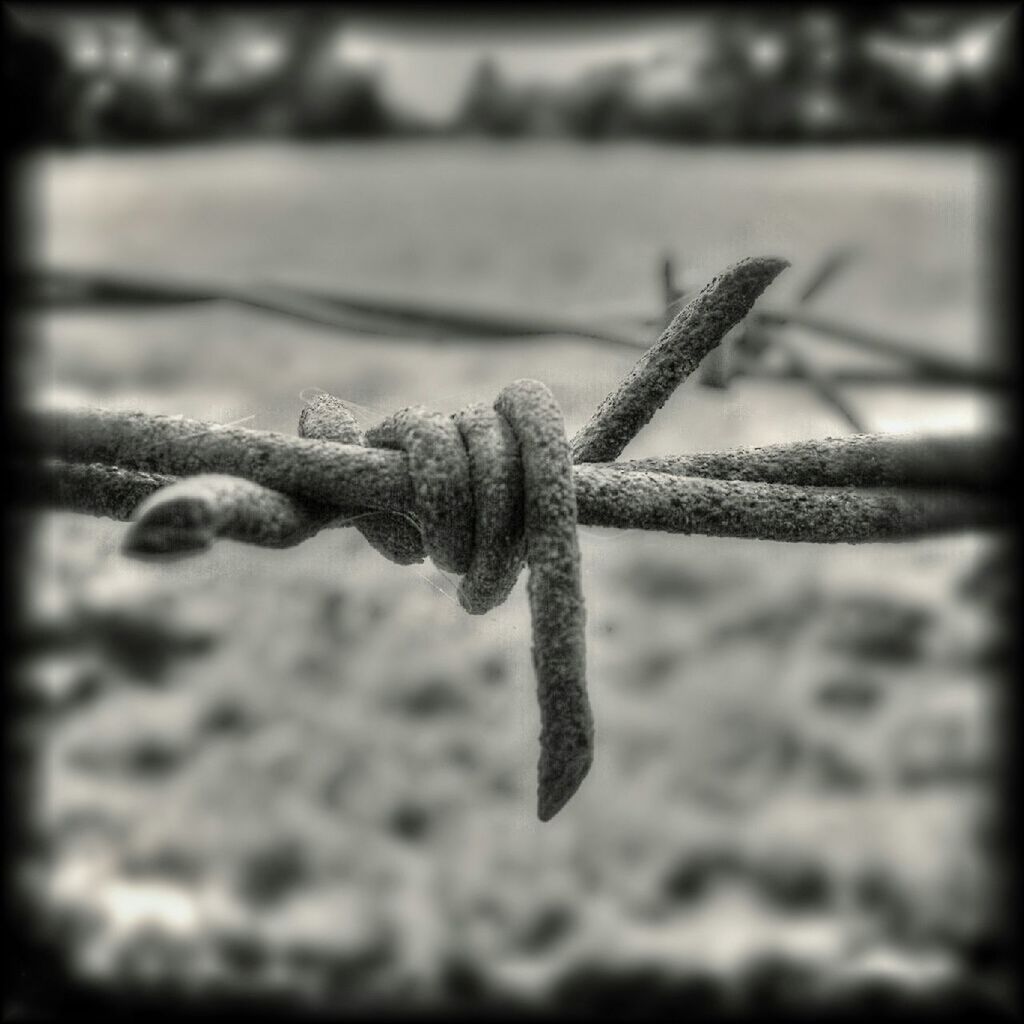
[75,572,228,682]
[813,673,884,715]
[816,595,933,664]
[235,838,310,909]
[755,851,832,912]
[612,554,737,605]
[194,698,259,739]
[16,652,105,711]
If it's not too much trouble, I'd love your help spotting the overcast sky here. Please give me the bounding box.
[338,15,704,119]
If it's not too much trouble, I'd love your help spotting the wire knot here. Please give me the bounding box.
[300,380,593,820]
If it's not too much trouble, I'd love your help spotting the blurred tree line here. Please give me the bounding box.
[5,5,1017,149]
[454,9,1017,142]
[5,6,399,147]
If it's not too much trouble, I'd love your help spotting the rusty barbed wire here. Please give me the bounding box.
[18,419,1007,541]
[14,256,1010,820]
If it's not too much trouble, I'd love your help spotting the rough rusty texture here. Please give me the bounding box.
[22,459,1003,544]
[14,460,174,522]
[124,474,327,556]
[496,380,593,822]
[571,468,1006,542]
[299,392,424,565]
[28,406,412,513]
[121,392,425,560]
[570,256,790,464]
[297,390,362,443]
[453,403,526,614]
[602,433,1011,492]
[366,407,475,575]
[23,409,1005,541]
[31,406,1008,502]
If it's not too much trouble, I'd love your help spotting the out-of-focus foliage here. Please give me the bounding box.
[5,6,396,147]
[4,6,1017,148]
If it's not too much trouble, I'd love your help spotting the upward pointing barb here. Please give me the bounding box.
[570,256,790,465]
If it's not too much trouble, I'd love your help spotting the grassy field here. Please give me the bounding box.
[15,142,1011,1014]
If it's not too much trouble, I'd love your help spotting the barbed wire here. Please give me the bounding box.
[15,256,1010,820]
[19,423,1007,543]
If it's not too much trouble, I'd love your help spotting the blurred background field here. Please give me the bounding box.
[8,6,1016,1018]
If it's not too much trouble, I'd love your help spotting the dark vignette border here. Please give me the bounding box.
[2,3,1020,1022]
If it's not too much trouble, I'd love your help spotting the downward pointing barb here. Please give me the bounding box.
[494,380,592,823]
[538,747,594,822]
